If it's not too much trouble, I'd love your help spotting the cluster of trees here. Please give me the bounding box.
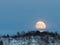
[1,31,60,39]
[0,30,60,45]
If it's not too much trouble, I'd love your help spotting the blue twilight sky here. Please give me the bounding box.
[0,0,60,35]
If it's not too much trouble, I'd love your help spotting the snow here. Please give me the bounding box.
[0,35,60,45]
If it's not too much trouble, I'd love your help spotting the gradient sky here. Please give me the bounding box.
[0,0,60,35]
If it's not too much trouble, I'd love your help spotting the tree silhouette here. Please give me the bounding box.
[17,32,20,37]
[6,34,9,37]
[0,41,3,45]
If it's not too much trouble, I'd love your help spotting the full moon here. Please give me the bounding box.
[35,21,46,29]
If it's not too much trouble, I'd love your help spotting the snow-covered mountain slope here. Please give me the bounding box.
[0,31,60,45]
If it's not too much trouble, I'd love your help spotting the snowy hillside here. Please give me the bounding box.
[0,31,60,45]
